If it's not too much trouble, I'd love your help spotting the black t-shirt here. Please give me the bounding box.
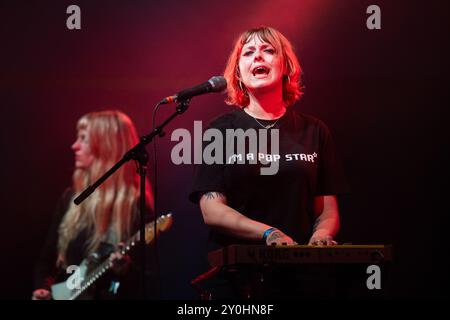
[189,106,349,249]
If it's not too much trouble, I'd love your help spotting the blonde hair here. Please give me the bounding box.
[57,110,153,265]
[224,26,303,107]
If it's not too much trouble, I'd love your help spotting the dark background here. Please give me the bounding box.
[1,0,448,299]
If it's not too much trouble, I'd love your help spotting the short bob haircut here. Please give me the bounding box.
[224,26,303,108]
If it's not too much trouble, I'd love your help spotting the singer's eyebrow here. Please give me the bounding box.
[242,44,273,51]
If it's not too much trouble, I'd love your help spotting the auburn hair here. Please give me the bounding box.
[224,26,303,107]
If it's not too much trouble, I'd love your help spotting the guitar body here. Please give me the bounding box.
[51,262,91,300]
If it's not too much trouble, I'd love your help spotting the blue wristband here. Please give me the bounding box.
[262,227,277,240]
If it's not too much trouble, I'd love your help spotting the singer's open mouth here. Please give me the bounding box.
[252,66,270,77]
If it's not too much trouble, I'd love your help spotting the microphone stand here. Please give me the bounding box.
[74,98,191,299]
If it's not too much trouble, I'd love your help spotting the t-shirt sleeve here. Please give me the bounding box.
[188,115,230,204]
[189,163,227,203]
[315,121,350,196]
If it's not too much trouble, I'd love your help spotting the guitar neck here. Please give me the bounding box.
[72,215,171,299]
[76,228,147,292]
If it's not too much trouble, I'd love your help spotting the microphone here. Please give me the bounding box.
[159,76,227,105]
